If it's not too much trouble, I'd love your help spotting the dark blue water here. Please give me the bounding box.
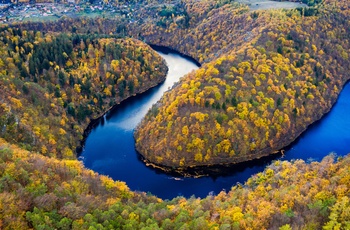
[282,83,350,161]
[80,50,350,200]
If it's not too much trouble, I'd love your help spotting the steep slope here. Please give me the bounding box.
[134,0,350,170]
[0,29,167,158]
[1,138,349,229]
[0,0,349,229]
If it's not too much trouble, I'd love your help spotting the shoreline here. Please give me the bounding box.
[137,150,283,178]
[77,65,168,154]
[78,44,200,155]
[136,79,350,177]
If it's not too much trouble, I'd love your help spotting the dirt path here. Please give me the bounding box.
[237,0,307,11]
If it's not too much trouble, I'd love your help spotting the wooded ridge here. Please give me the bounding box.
[0,0,349,229]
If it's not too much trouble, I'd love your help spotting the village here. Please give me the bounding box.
[0,0,308,24]
[0,1,136,23]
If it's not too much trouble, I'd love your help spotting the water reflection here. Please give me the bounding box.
[80,49,350,199]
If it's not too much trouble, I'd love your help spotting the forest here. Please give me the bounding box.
[0,0,349,229]
[1,138,350,229]
[134,0,350,169]
[0,28,167,158]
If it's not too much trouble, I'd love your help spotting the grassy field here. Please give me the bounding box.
[237,0,307,10]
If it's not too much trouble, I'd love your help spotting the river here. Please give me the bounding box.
[80,49,350,200]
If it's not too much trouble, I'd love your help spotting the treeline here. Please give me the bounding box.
[0,27,167,158]
[0,0,349,229]
[134,0,350,168]
[13,17,124,35]
[0,138,349,229]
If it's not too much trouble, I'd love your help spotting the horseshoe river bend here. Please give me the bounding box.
[79,48,350,200]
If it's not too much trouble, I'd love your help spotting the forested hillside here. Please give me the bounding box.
[0,0,349,229]
[0,28,167,157]
[1,138,349,229]
[134,0,350,169]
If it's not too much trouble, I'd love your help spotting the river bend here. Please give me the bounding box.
[80,49,350,199]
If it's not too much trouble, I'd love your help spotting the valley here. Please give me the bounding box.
[0,0,349,229]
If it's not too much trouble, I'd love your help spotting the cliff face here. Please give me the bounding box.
[133,0,350,169]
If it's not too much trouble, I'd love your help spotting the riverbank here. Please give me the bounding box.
[79,50,200,198]
[138,149,283,178]
[0,1,349,228]
[78,69,168,153]
[0,30,168,158]
[134,0,350,169]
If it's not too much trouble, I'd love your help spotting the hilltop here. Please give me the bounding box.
[0,0,349,229]
[0,29,167,157]
[134,0,350,171]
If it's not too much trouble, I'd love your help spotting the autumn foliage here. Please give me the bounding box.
[1,138,349,229]
[134,0,350,169]
[0,0,349,229]
[0,28,167,158]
